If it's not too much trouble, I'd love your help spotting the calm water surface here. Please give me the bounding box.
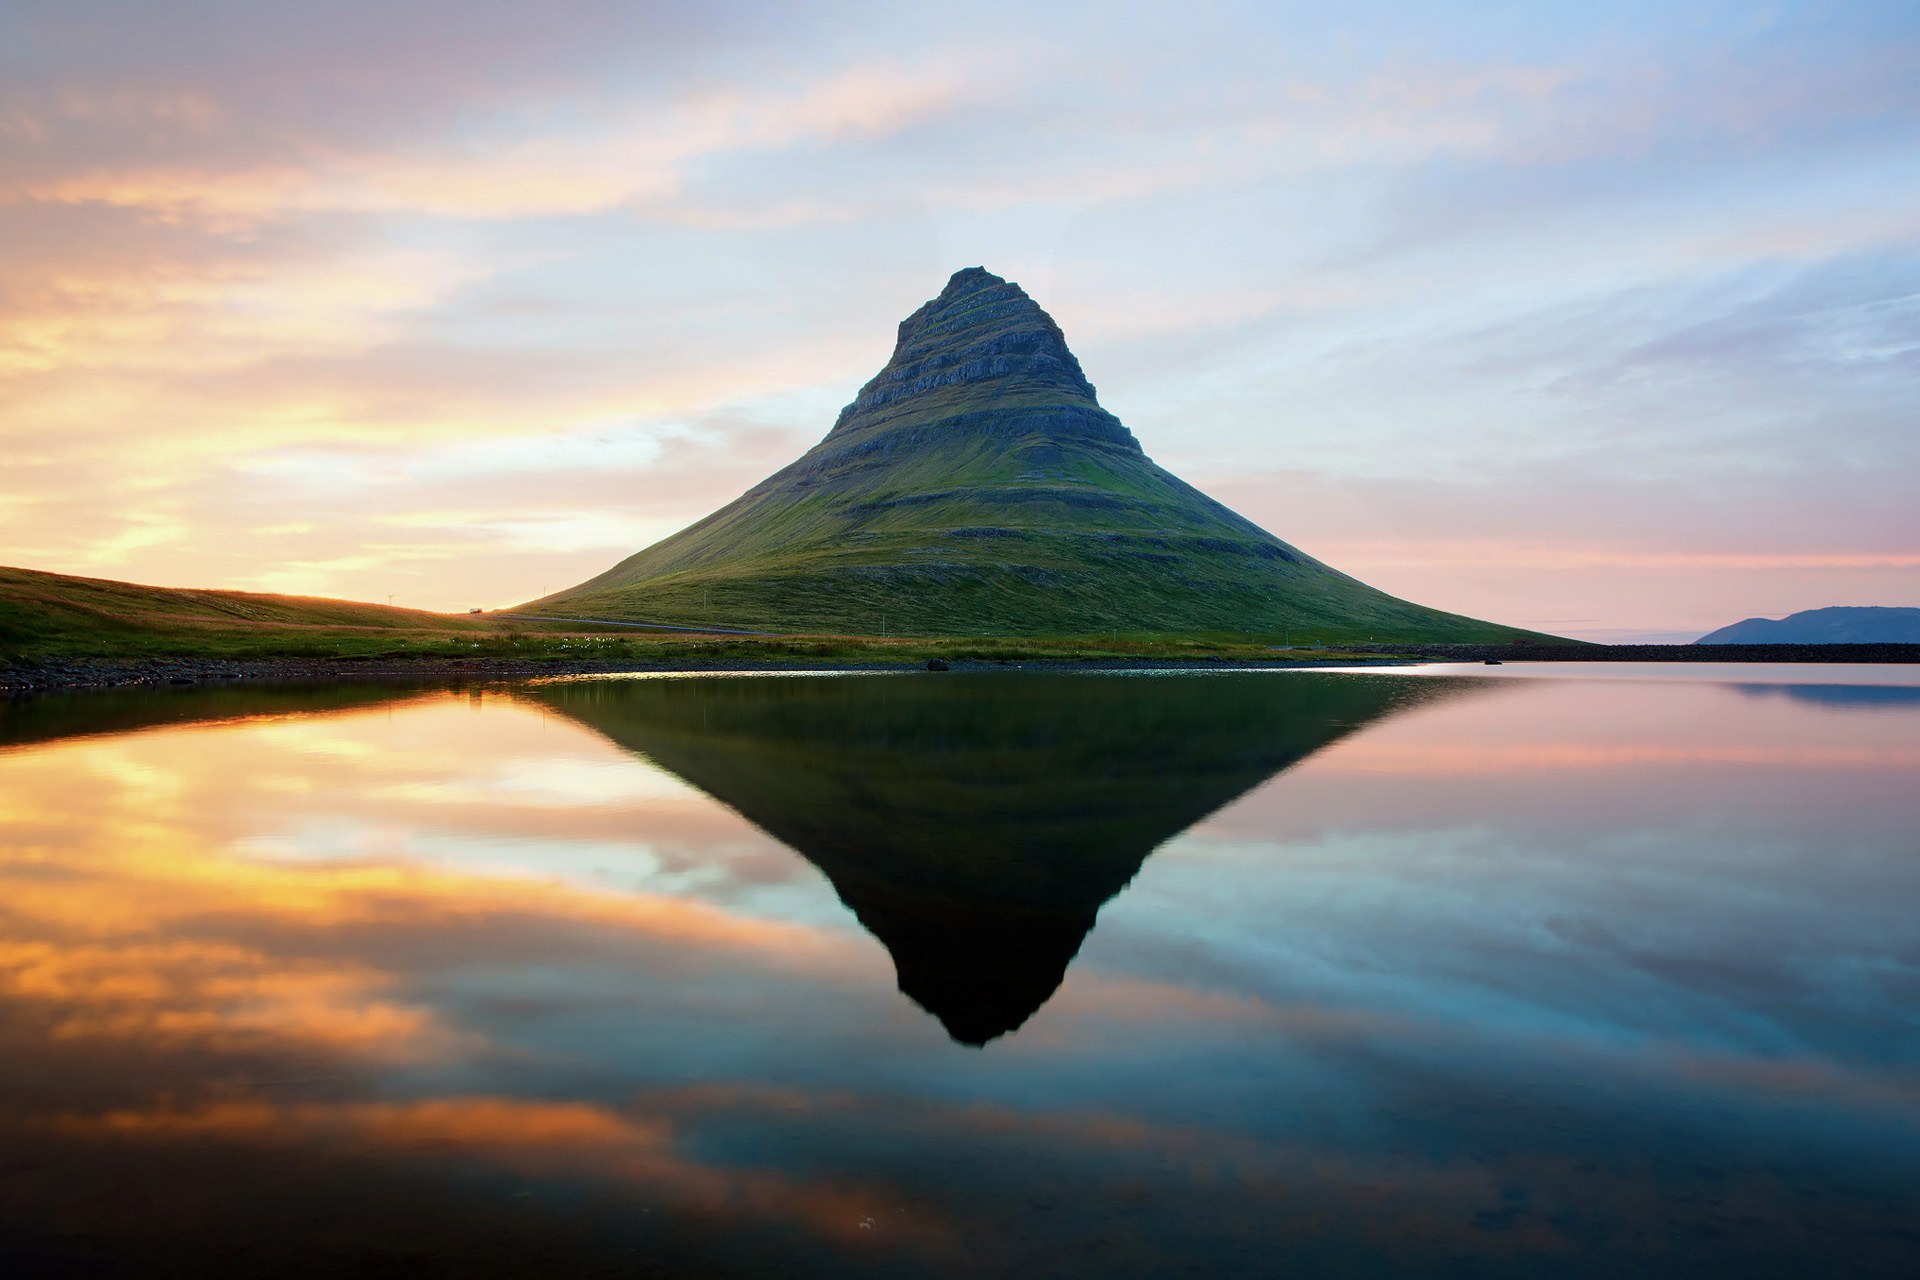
[1,665,1916,1278]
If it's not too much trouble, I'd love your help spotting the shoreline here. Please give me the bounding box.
[0,654,1429,697]
[6,644,1920,697]
[1344,642,1920,663]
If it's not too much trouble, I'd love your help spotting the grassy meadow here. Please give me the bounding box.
[0,565,603,662]
[0,565,1433,667]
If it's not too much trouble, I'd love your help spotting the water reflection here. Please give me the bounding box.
[528,674,1470,1044]
[0,678,424,750]
[1732,682,1920,709]
[0,668,1916,1278]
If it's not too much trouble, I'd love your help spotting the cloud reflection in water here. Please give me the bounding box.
[0,669,1915,1277]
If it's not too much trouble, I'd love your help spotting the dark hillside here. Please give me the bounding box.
[1696,606,1920,644]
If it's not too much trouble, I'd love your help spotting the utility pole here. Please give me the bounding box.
[882,612,887,638]
[387,594,394,607]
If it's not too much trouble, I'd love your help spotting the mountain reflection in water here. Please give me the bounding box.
[1732,681,1920,708]
[528,673,1470,1044]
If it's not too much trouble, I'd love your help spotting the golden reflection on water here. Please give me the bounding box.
[1,688,877,1051]
[0,686,932,1273]
[0,672,1916,1278]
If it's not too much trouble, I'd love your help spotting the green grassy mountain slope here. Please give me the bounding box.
[523,267,1552,641]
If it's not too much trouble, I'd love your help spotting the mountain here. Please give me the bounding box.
[531,671,1483,1045]
[521,268,1549,642]
[1695,606,1920,644]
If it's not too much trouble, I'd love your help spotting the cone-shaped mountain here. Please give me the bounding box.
[531,672,1482,1045]
[524,268,1542,640]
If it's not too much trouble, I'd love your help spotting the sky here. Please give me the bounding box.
[1,0,1915,640]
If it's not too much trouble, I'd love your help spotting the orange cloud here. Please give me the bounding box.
[0,939,445,1057]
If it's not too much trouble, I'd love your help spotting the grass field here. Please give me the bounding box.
[0,565,620,661]
[2,565,1468,666]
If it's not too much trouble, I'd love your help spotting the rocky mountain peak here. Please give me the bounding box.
[826,267,1101,439]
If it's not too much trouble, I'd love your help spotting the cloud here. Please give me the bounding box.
[9,61,978,223]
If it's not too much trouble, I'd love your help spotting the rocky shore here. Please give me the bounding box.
[8,642,1914,698]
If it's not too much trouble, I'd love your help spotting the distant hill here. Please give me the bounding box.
[0,564,507,657]
[522,268,1557,643]
[1,565,484,636]
[1695,606,1920,644]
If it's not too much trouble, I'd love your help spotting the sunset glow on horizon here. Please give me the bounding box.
[3,1,1915,638]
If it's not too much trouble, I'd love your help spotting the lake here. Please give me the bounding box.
[1,664,1916,1278]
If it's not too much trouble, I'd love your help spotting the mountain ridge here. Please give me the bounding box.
[1696,606,1920,644]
